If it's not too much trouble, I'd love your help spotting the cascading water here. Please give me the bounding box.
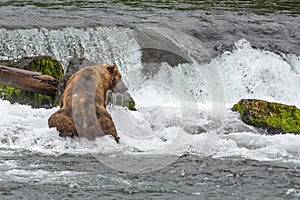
[0,27,206,156]
[0,27,142,85]
[216,39,300,106]
[0,27,300,164]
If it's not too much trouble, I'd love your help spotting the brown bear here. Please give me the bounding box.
[48,64,121,143]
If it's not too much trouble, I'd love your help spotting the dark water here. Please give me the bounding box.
[1,1,300,199]
[0,0,299,14]
[1,152,300,200]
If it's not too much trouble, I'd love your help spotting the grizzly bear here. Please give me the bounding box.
[48,64,121,143]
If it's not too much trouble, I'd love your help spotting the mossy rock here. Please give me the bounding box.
[29,56,63,80]
[232,99,300,134]
[0,86,55,108]
[0,56,63,108]
[0,56,63,80]
[124,100,136,111]
[105,90,136,111]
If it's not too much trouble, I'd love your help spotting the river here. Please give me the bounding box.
[0,1,300,199]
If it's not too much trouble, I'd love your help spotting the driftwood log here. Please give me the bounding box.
[0,65,59,95]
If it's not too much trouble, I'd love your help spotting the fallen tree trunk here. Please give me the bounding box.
[0,65,59,95]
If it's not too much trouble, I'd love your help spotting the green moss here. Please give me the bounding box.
[0,85,16,100]
[29,56,63,80]
[0,85,55,108]
[232,99,300,134]
[124,101,136,111]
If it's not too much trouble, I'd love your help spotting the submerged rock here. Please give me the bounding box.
[232,99,300,134]
[0,56,63,108]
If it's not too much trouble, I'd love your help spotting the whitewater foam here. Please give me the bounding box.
[215,39,300,105]
[1,35,300,164]
[1,98,300,164]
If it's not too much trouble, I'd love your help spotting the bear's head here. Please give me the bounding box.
[106,64,122,91]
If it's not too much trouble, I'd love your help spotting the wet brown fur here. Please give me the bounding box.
[48,64,121,143]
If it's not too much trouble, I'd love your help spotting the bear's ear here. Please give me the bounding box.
[106,64,116,74]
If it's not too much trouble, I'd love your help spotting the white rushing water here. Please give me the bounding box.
[1,28,300,165]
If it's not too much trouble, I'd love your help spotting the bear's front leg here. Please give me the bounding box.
[96,106,120,143]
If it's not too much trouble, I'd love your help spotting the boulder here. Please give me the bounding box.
[232,99,300,134]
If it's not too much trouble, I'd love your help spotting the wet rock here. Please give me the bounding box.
[183,125,207,135]
[142,48,189,68]
[136,29,190,68]
[232,99,300,134]
[105,90,136,111]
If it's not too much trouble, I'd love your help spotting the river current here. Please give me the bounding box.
[0,1,300,199]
